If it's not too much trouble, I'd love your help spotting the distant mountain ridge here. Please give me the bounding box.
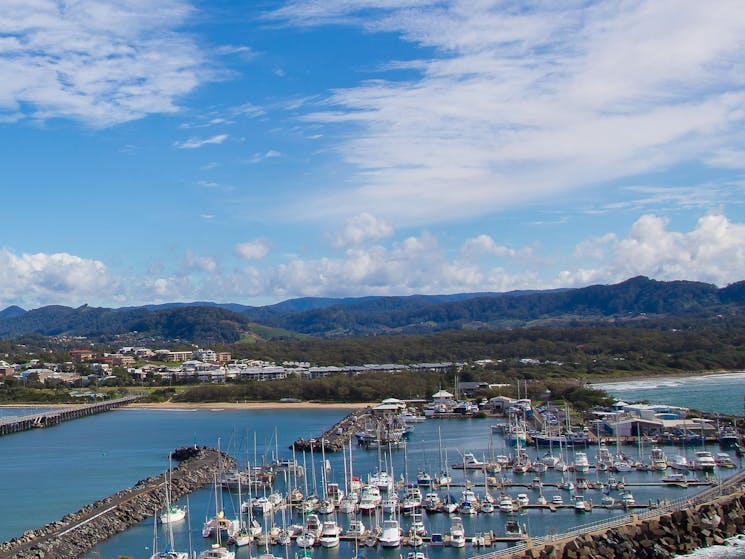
[1,276,744,342]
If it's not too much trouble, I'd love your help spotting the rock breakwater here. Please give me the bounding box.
[515,491,745,559]
[0,447,236,559]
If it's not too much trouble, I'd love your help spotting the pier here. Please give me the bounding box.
[0,394,145,437]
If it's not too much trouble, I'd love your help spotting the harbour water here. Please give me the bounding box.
[591,372,745,415]
[0,374,743,559]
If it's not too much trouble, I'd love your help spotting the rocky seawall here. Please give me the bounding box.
[517,491,745,559]
[0,447,237,559]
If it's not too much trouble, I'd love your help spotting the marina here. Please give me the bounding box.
[0,380,744,559]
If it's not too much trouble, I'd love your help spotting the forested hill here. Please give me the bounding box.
[245,276,745,337]
[1,276,744,342]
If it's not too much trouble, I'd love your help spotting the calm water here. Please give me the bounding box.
[0,378,743,559]
[591,372,745,416]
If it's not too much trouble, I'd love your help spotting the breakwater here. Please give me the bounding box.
[0,394,144,437]
[292,406,370,451]
[0,447,237,559]
[478,471,745,559]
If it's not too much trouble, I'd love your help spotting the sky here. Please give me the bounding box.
[2,0,745,309]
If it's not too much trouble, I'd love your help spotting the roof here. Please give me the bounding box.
[432,390,454,398]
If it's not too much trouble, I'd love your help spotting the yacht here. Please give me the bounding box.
[451,452,485,470]
[346,519,367,538]
[296,532,315,549]
[693,451,716,472]
[505,520,522,537]
[650,447,668,470]
[670,455,690,471]
[551,495,563,505]
[573,452,590,473]
[370,471,394,492]
[198,546,235,559]
[480,497,495,513]
[516,493,529,508]
[449,517,466,548]
[573,494,587,513]
[423,492,442,512]
[400,486,423,514]
[379,519,402,548]
[319,521,341,548]
[716,452,736,468]
[621,491,636,507]
[498,494,514,513]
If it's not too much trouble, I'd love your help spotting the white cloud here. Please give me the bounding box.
[559,213,745,287]
[333,212,394,247]
[175,134,229,149]
[271,1,745,225]
[235,240,270,261]
[245,150,281,163]
[461,235,533,259]
[0,0,205,127]
[183,251,217,273]
[0,249,113,307]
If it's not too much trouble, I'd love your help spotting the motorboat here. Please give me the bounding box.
[670,455,690,471]
[573,452,590,473]
[423,492,441,512]
[516,493,529,508]
[198,545,235,559]
[448,517,466,548]
[498,494,514,513]
[551,495,563,505]
[716,452,736,468]
[430,533,444,546]
[693,451,716,472]
[505,519,522,537]
[573,495,587,512]
[319,521,341,548]
[296,532,315,548]
[346,519,367,538]
[480,498,495,513]
[451,452,485,470]
[621,491,636,507]
[650,447,668,470]
[379,519,402,548]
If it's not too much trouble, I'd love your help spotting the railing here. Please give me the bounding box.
[469,469,745,559]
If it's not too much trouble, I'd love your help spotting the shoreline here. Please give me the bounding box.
[586,369,745,386]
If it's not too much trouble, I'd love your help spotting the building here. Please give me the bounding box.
[70,349,94,361]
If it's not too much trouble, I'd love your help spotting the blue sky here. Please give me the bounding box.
[2,0,745,309]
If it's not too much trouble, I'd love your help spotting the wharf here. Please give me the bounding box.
[0,394,144,437]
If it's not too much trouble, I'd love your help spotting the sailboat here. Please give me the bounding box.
[160,455,186,525]
[151,504,189,559]
[198,477,235,559]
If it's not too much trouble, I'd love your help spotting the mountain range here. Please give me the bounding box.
[1,276,744,344]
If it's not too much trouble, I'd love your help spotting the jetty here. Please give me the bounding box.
[292,406,371,451]
[0,446,236,559]
[0,394,144,437]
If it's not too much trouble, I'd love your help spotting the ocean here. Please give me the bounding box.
[0,374,741,559]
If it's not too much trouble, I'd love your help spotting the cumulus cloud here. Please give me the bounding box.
[0,249,113,307]
[333,212,394,247]
[183,251,217,273]
[461,235,533,259]
[0,0,205,127]
[271,1,745,225]
[235,240,270,261]
[559,213,745,287]
[175,134,229,149]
